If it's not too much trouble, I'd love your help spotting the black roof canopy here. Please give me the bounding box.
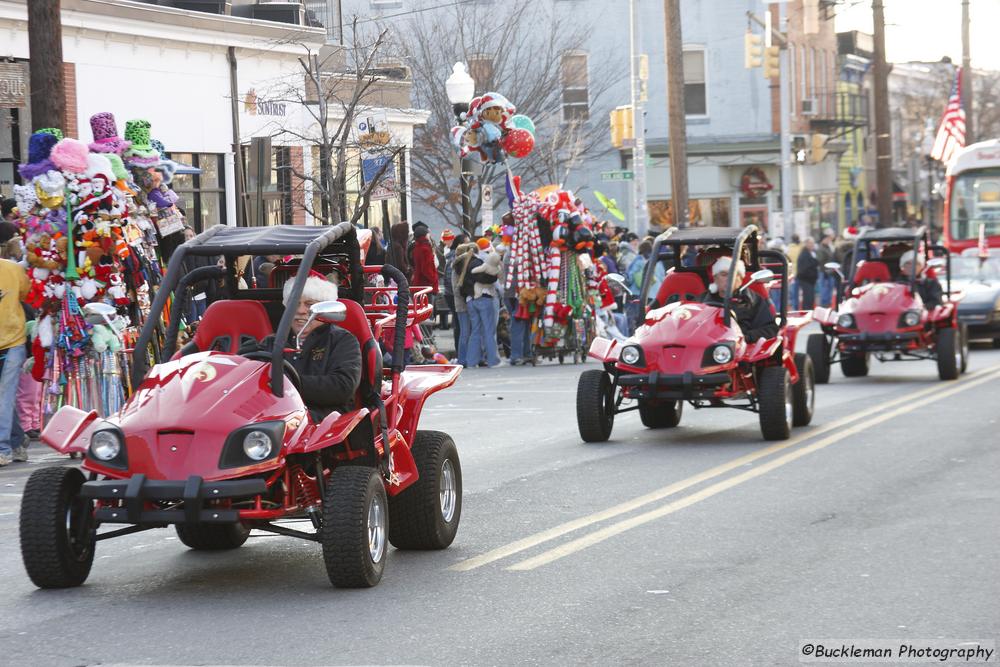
[658,225,755,246]
[180,223,358,256]
[858,226,926,243]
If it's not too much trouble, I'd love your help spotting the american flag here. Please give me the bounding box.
[930,67,966,164]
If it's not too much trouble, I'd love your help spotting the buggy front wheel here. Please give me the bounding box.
[758,366,792,440]
[638,399,682,428]
[321,466,388,588]
[20,467,96,588]
[577,370,615,442]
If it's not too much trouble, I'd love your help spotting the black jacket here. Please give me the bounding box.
[286,324,362,420]
[701,289,779,343]
[897,276,943,309]
[796,250,819,284]
[458,254,498,299]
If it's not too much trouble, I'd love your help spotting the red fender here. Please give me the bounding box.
[288,408,371,455]
[588,336,619,363]
[41,405,99,455]
[395,365,462,445]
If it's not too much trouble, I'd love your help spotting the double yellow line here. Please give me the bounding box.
[450,364,1000,573]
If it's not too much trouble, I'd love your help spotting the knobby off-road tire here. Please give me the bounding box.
[806,333,831,384]
[175,523,251,550]
[321,466,387,588]
[576,370,615,442]
[388,431,462,550]
[638,399,683,428]
[936,327,960,381]
[20,467,96,588]
[840,352,869,377]
[792,353,815,427]
[758,366,792,441]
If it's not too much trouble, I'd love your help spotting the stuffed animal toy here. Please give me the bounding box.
[470,250,502,299]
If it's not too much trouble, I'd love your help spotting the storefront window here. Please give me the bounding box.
[166,152,227,232]
[648,198,730,231]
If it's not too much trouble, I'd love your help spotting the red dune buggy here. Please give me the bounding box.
[577,225,815,442]
[808,226,967,382]
[20,222,462,589]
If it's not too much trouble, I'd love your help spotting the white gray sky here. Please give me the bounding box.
[834,0,1000,70]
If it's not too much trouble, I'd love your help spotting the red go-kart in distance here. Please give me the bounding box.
[20,222,462,589]
[577,225,815,442]
[808,226,968,383]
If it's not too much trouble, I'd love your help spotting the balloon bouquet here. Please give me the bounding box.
[450,92,537,164]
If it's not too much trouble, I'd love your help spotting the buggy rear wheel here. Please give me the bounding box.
[806,333,830,384]
[576,370,615,442]
[388,431,462,550]
[638,399,683,428]
[792,353,815,427]
[936,327,960,381]
[758,366,792,440]
[175,522,250,550]
[321,466,387,588]
[20,467,95,588]
[959,324,969,373]
[840,352,869,377]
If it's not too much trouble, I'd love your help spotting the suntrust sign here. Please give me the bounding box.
[243,89,287,117]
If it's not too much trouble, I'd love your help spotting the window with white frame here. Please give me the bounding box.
[683,48,707,116]
[560,51,590,122]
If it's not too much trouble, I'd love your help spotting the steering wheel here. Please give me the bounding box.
[241,350,302,392]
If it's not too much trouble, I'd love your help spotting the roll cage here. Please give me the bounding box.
[131,221,410,398]
[842,226,952,301]
[637,224,789,327]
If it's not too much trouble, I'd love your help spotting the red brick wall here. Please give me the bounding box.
[289,145,306,225]
[63,62,77,138]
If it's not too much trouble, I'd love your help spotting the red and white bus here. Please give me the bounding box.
[944,139,1000,253]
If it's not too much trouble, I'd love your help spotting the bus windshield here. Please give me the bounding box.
[949,168,1000,240]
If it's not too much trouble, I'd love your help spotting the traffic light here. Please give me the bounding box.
[764,45,781,79]
[609,105,634,148]
[792,135,808,164]
[810,133,829,163]
[744,32,763,69]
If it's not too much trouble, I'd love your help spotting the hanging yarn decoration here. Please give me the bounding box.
[542,246,562,331]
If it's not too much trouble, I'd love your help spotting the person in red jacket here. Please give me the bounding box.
[410,221,439,294]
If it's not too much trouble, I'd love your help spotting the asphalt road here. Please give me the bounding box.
[1,338,998,666]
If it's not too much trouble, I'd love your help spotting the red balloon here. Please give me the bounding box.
[502,128,535,158]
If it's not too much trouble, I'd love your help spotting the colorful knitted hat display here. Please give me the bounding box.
[36,127,63,140]
[50,138,90,174]
[123,119,160,161]
[88,112,132,155]
[18,132,59,180]
[150,138,177,183]
[104,154,130,181]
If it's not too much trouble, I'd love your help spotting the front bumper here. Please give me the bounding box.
[81,474,267,525]
[837,331,921,352]
[619,371,731,400]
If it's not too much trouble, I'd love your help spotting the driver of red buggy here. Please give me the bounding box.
[897,250,943,309]
[246,274,362,421]
[699,256,779,343]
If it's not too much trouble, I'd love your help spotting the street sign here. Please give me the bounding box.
[0,63,27,108]
[601,170,634,181]
[361,151,397,202]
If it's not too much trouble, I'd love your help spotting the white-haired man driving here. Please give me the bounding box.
[280,275,361,420]
[897,250,943,309]
[700,256,779,343]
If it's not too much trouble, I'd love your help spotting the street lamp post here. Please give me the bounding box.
[445,63,476,234]
[922,122,936,232]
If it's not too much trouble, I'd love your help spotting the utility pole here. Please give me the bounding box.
[27,0,65,131]
[872,0,893,227]
[663,0,689,228]
[629,0,650,237]
[777,4,793,241]
[962,0,974,144]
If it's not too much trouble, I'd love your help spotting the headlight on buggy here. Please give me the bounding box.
[619,345,643,366]
[90,430,121,461]
[901,310,921,327]
[837,313,856,330]
[242,430,273,461]
[711,345,733,364]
